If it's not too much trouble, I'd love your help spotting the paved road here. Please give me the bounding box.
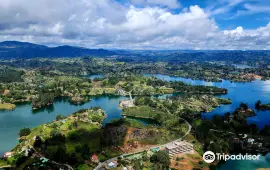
[94,102,193,170]
[180,117,192,138]
[0,165,12,169]
[94,116,192,170]
[94,157,118,170]
[31,148,74,170]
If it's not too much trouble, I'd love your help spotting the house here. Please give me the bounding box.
[165,141,193,157]
[248,138,255,144]
[4,152,14,158]
[91,154,99,163]
[108,161,118,169]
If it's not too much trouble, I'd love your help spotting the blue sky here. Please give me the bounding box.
[117,0,270,29]
[0,0,270,50]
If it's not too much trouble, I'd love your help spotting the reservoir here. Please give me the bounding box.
[0,95,128,156]
[144,74,270,170]
[1,74,270,169]
[145,74,270,129]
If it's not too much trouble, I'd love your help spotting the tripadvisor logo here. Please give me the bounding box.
[203,151,215,163]
[203,151,260,163]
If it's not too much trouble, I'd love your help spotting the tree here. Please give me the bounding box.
[91,115,103,123]
[212,115,224,128]
[248,123,258,134]
[255,100,262,110]
[133,160,141,170]
[239,102,248,110]
[56,115,65,121]
[53,146,68,163]
[150,151,170,170]
[81,144,91,159]
[19,127,31,137]
[33,136,43,148]
[224,112,231,121]
[50,129,60,137]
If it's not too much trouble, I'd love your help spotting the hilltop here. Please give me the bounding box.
[1,41,270,66]
[0,41,115,59]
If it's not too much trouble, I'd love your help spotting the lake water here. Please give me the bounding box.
[217,153,270,170]
[145,74,270,170]
[0,95,128,156]
[145,74,270,129]
[1,74,270,169]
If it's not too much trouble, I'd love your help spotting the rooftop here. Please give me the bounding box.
[165,141,193,150]
[91,154,98,160]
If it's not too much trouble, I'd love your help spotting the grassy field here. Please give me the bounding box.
[170,153,209,170]
[123,106,166,119]
[13,108,105,153]
[0,160,9,167]
[0,103,16,110]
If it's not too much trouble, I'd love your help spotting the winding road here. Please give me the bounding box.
[94,116,192,170]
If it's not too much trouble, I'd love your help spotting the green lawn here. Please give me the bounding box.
[0,103,16,110]
[123,106,165,119]
[0,160,9,167]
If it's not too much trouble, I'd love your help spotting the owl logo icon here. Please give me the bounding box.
[203,151,215,163]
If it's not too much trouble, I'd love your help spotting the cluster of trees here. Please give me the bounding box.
[19,128,31,137]
[1,54,270,85]
[150,151,170,170]
[21,127,102,168]
[232,102,256,118]
[131,97,189,136]
[101,77,120,87]
[117,149,170,170]
[255,100,270,110]
[32,91,55,109]
[0,67,24,83]
[170,81,227,94]
[14,107,113,169]
[193,103,270,155]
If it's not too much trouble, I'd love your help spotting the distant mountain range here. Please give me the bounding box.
[1,41,270,64]
[0,41,116,59]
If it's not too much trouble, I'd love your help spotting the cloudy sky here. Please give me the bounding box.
[0,0,270,50]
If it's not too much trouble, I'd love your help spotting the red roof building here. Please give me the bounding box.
[91,154,99,163]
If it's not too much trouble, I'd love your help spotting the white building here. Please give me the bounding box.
[248,138,255,144]
[165,141,193,157]
[4,152,14,158]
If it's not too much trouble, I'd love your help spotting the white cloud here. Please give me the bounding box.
[131,0,180,9]
[235,3,270,17]
[207,0,246,16]
[222,24,270,49]
[224,26,244,36]
[0,0,269,50]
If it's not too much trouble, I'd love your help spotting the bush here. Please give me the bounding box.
[91,115,103,123]
[56,115,66,121]
[19,128,31,137]
[150,151,170,169]
[50,129,60,137]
